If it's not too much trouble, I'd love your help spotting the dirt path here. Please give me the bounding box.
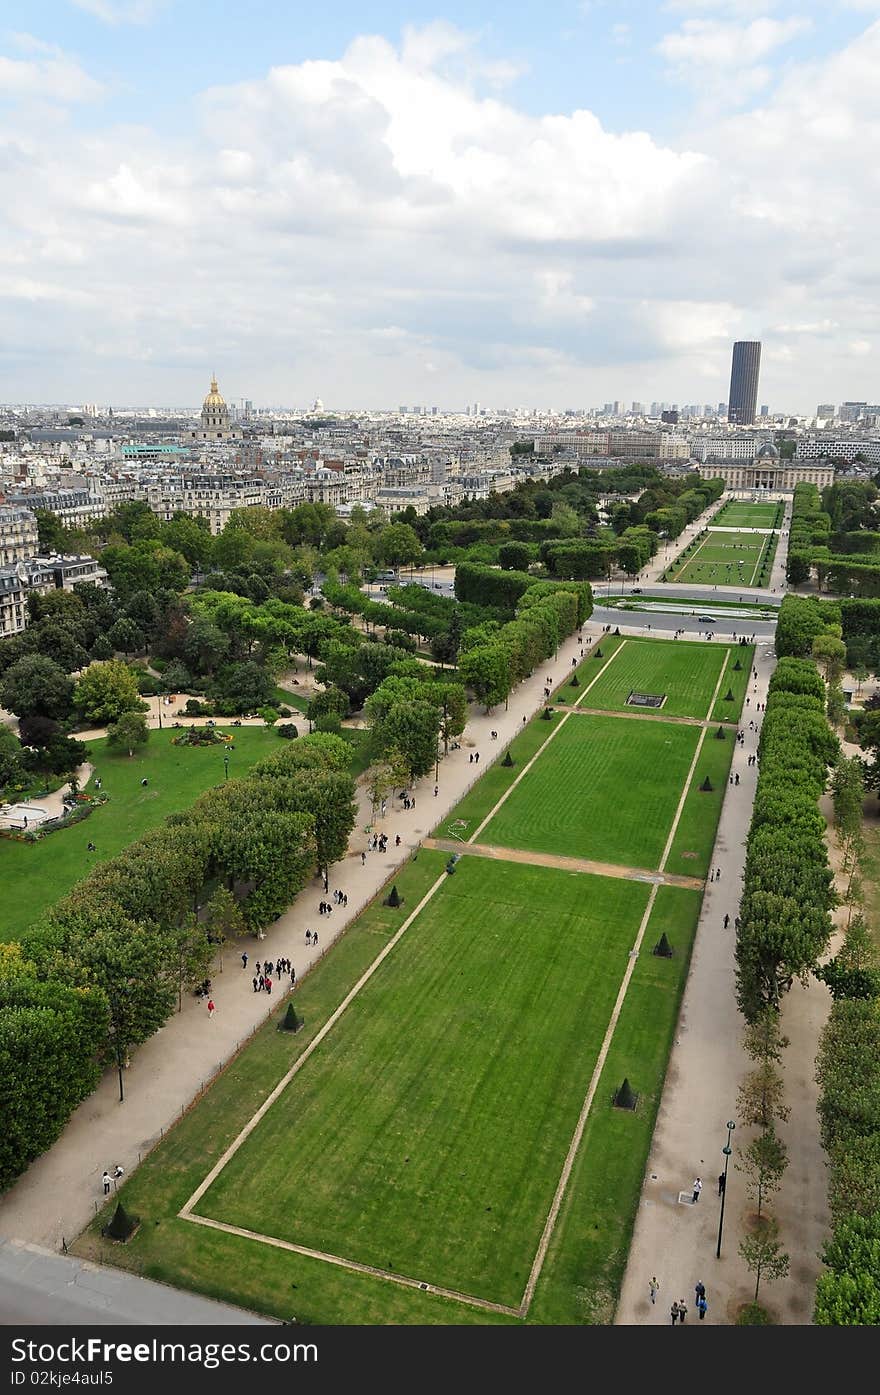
[558,704,710,728]
[423,838,705,891]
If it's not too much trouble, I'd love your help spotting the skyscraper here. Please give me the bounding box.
[727,342,761,425]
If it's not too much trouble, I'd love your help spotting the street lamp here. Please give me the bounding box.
[223,752,230,781]
[716,1119,736,1259]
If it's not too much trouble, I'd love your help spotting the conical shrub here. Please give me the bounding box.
[105,1203,138,1242]
[385,884,402,908]
[699,776,713,792]
[541,707,554,720]
[653,932,674,958]
[733,660,742,671]
[715,725,726,739]
[570,674,580,687]
[280,1002,302,1033]
[724,688,734,702]
[614,1077,638,1110]
[595,647,603,657]
[501,750,515,767]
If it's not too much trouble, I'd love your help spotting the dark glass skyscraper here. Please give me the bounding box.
[727,341,761,425]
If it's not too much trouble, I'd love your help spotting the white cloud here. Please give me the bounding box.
[0,47,105,102]
[659,16,811,70]
[1,19,879,409]
[69,0,167,23]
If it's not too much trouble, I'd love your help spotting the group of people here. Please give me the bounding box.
[304,930,319,947]
[101,1164,124,1195]
[468,751,480,764]
[649,1277,708,1322]
[369,832,389,854]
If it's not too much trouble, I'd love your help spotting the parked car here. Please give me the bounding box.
[698,615,716,623]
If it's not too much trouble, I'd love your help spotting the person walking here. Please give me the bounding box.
[678,1298,688,1323]
[723,913,730,929]
[717,1171,726,1196]
[695,1280,705,1306]
[252,976,258,993]
[692,1176,702,1203]
[649,1276,659,1305]
[207,998,215,1017]
[313,931,318,947]
[670,1300,680,1326]
[697,1295,708,1320]
[434,785,439,797]
[361,850,366,866]
[264,977,271,995]
[241,951,248,969]
[102,1170,111,1196]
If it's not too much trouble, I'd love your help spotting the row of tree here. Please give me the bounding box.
[0,733,356,1190]
[787,481,880,594]
[735,659,838,1020]
[455,568,592,711]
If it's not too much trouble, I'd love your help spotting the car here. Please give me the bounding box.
[697,615,716,623]
[631,587,642,594]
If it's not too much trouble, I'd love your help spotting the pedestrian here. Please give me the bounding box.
[434,785,439,797]
[678,1298,688,1323]
[252,976,258,993]
[718,1171,726,1196]
[141,778,148,786]
[343,894,348,906]
[313,932,318,947]
[381,800,386,818]
[113,1164,124,1179]
[306,929,311,944]
[290,966,296,984]
[395,834,401,847]
[207,998,215,1017]
[709,869,715,883]
[671,1300,680,1325]
[255,961,261,975]
[715,868,721,881]
[728,774,733,785]
[692,1176,702,1204]
[102,1170,111,1196]
[649,1276,659,1305]
[473,754,478,764]
[697,1295,708,1320]
[361,851,366,865]
[723,913,730,929]
[241,951,248,969]
[258,974,264,990]
[264,977,271,995]
[469,753,473,763]
[695,1280,705,1305]
[411,796,416,807]
[522,715,526,724]
[734,772,739,785]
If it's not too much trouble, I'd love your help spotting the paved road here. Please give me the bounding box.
[0,1240,276,1325]
[591,606,777,641]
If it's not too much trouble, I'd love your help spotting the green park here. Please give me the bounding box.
[71,634,741,1324]
[711,499,783,530]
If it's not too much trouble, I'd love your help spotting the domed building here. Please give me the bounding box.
[755,440,780,462]
[189,375,241,442]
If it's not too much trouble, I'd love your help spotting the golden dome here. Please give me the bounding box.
[203,375,226,409]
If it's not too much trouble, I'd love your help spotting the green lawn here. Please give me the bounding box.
[481,714,700,869]
[197,858,650,1307]
[711,500,783,530]
[708,645,755,723]
[666,529,777,588]
[664,728,734,878]
[0,727,279,940]
[575,637,727,719]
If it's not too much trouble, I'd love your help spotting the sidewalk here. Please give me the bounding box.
[0,619,600,1253]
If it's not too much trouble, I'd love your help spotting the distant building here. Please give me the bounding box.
[816,404,836,419]
[188,376,241,443]
[0,503,39,566]
[727,342,761,425]
[839,402,867,424]
[712,442,834,492]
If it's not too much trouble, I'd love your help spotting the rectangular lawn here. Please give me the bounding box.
[712,501,782,530]
[667,529,776,588]
[196,857,651,1307]
[576,637,727,719]
[480,713,699,868]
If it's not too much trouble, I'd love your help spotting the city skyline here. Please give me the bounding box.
[1,2,877,409]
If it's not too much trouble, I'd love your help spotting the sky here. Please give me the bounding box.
[1,0,879,412]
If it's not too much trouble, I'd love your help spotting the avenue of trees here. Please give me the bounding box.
[0,734,355,1188]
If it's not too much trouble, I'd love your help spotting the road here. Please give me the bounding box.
[0,1240,276,1325]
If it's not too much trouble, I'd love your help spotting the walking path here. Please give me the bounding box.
[0,620,601,1254]
[422,838,705,891]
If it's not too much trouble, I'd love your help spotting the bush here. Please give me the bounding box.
[277,724,298,740]
[736,1302,772,1325]
[314,713,342,734]
[278,706,292,718]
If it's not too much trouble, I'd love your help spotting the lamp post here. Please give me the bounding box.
[716,1119,736,1259]
[223,752,229,782]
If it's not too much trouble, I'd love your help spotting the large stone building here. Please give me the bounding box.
[0,503,39,566]
[188,376,241,444]
[710,442,835,491]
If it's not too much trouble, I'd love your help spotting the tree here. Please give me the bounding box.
[740,1217,790,1305]
[0,726,23,786]
[74,660,143,725]
[815,1214,880,1324]
[210,661,275,714]
[201,885,245,953]
[812,633,847,686]
[259,705,279,729]
[371,698,441,783]
[107,710,150,757]
[549,501,581,537]
[377,522,423,571]
[0,655,73,721]
[736,1125,788,1221]
[0,976,105,1191]
[458,643,510,712]
[737,1063,790,1130]
[366,760,396,819]
[166,914,215,1012]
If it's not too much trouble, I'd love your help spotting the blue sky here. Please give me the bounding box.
[2,1,879,408]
